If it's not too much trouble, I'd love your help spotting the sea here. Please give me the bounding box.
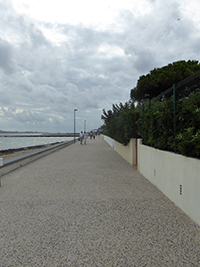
[0,133,74,151]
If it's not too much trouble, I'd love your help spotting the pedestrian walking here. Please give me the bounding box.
[83,131,88,145]
[80,131,83,145]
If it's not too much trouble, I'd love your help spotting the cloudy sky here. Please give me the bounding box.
[0,0,200,133]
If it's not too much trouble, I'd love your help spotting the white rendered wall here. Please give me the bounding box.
[103,136,137,165]
[103,135,116,150]
[115,139,137,166]
[103,135,200,226]
[138,141,200,226]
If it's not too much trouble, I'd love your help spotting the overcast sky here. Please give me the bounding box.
[0,0,200,133]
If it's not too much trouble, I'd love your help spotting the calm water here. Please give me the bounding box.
[0,135,74,150]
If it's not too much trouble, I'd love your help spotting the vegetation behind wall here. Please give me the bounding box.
[101,60,200,158]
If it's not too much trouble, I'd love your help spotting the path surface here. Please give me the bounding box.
[0,137,200,266]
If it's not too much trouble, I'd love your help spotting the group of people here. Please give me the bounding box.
[89,131,96,140]
[79,131,97,145]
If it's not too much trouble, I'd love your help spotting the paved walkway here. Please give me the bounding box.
[0,137,200,266]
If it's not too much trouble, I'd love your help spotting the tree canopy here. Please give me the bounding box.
[130,60,200,102]
[101,60,200,158]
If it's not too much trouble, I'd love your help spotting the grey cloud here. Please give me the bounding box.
[0,107,16,121]
[134,49,158,73]
[29,24,50,47]
[120,1,200,73]
[0,0,199,132]
[0,39,15,74]
[5,9,51,49]
[15,110,46,123]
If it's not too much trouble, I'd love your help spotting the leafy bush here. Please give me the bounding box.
[136,98,174,151]
[177,92,200,133]
[176,127,200,158]
[101,102,139,145]
[102,88,200,159]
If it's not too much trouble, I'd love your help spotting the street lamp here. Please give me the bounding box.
[74,109,77,143]
[84,120,86,132]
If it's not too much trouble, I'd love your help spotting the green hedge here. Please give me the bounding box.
[102,92,200,159]
[106,109,140,146]
[137,92,200,158]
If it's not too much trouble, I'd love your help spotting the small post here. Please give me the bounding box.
[173,84,177,138]
[0,158,3,187]
[148,99,151,111]
[142,103,144,140]
[74,109,77,143]
[84,120,86,132]
[173,84,177,152]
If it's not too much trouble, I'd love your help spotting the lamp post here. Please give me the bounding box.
[74,109,77,143]
[84,120,86,133]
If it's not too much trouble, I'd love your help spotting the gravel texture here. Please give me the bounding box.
[0,137,200,266]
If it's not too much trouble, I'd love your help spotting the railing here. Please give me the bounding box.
[0,140,76,181]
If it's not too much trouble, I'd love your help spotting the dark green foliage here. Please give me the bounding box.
[123,109,140,144]
[139,92,200,158]
[175,92,200,158]
[101,61,200,159]
[102,91,200,158]
[177,92,200,133]
[176,128,200,158]
[136,98,174,151]
[130,60,200,102]
[101,102,139,145]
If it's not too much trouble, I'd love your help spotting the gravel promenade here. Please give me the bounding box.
[0,137,200,266]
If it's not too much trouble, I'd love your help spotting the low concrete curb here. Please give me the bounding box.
[0,140,76,181]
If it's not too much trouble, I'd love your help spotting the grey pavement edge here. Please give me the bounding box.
[0,137,200,266]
